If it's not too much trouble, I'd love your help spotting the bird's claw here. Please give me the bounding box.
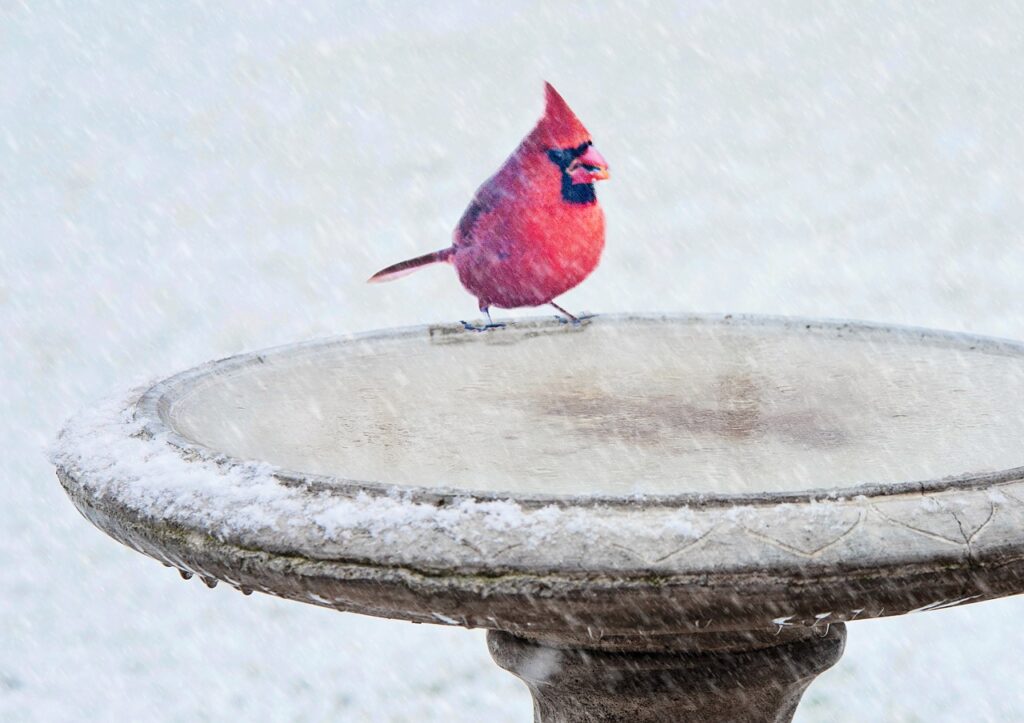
[461,320,507,332]
[554,312,596,326]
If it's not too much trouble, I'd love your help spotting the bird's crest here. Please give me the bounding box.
[527,82,592,150]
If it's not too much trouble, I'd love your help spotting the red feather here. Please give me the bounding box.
[369,82,608,316]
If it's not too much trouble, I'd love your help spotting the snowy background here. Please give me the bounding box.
[4,1,1024,720]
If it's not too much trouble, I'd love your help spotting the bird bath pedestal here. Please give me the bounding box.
[54,315,1024,722]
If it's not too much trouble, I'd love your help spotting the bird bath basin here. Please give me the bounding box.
[54,314,1024,721]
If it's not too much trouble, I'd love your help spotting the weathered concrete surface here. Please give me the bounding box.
[489,626,846,722]
[52,315,1024,721]
[163,315,1024,498]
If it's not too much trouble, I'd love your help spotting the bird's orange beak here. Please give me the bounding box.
[568,145,610,183]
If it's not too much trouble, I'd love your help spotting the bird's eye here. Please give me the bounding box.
[547,148,574,167]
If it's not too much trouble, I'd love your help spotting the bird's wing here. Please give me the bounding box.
[454,158,523,248]
[454,193,495,247]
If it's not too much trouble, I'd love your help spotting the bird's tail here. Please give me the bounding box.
[367,247,455,283]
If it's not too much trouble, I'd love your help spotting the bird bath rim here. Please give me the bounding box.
[53,312,1024,642]
[135,312,1024,507]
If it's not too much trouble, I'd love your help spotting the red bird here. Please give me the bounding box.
[369,82,610,328]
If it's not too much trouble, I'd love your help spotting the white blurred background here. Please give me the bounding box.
[4,1,1024,720]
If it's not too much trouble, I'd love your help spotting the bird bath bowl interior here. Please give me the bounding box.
[54,314,1024,722]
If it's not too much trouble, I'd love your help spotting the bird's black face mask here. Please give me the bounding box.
[547,142,597,205]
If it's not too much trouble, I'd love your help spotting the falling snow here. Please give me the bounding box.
[5,2,1024,721]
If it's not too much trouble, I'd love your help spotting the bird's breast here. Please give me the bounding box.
[453,199,604,308]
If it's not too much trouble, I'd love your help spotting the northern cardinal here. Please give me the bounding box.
[369,82,609,327]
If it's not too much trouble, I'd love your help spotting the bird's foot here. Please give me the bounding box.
[461,320,507,333]
[549,301,596,326]
[554,311,596,326]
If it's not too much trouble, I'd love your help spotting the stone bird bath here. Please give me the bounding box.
[53,315,1024,721]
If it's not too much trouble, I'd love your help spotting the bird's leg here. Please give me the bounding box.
[550,301,595,325]
[461,305,506,332]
